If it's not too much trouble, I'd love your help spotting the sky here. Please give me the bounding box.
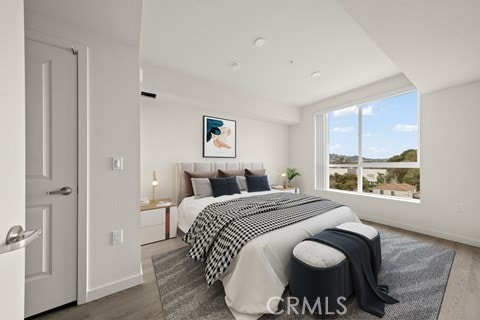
[328,91,418,159]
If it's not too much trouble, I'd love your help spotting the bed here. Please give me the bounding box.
[176,162,360,319]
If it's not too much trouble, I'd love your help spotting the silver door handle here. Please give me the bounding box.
[47,186,72,196]
[0,225,42,255]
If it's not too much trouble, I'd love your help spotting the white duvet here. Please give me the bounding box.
[178,191,360,320]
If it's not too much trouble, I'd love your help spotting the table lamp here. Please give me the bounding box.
[152,170,158,201]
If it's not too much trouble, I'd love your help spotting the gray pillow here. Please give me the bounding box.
[184,170,217,197]
[191,178,213,198]
[236,176,247,191]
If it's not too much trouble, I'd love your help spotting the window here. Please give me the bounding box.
[317,90,420,200]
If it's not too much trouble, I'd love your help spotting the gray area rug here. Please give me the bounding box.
[152,232,454,320]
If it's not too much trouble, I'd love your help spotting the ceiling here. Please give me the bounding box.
[140,0,400,107]
[24,0,480,109]
[338,0,480,94]
[24,0,142,47]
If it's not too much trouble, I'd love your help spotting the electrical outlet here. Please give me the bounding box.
[455,202,465,213]
[112,229,123,245]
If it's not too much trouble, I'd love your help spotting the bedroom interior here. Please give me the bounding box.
[0,0,479,319]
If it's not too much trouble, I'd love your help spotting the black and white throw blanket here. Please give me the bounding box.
[184,192,343,286]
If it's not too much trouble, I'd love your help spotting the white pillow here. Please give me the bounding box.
[236,176,247,191]
[191,178,213,198]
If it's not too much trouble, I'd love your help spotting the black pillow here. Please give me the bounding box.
[209,177,241,197]
[226,176,241,195]
[245,175,271,192]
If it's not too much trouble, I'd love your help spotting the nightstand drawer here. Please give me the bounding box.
[141,224,166,245]
[141,208,166,227]
[139,199,177,244]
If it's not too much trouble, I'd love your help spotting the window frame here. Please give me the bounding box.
[315,88,420,200]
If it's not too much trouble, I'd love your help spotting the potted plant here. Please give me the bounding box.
[285,167,301,187]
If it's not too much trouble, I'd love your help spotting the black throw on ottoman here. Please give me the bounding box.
[289,222,381,313]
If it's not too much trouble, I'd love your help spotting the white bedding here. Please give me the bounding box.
[177,190,284,233]
[178,191,360,320]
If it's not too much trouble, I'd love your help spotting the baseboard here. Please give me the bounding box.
[358,214,480,248]
[85,272,144,302]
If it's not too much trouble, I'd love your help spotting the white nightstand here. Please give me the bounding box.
[140,199,177,245]
[271,186,300,194]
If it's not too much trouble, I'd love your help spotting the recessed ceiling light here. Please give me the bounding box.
[311,71,321,78]
[231,62,241,70]
[254,37,266,47]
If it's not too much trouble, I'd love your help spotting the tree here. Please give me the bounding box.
[376,172,385,184]
[385,149,420,190]
[330,173,369,192]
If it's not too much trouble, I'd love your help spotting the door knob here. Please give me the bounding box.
[47,186,72,196]
[0,225,42,255]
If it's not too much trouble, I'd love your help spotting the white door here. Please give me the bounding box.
[25,39,78,317]
[0,1,27,319]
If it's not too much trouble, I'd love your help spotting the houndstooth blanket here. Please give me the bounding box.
[183,192,343,285]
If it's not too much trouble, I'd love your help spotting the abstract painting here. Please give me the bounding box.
[203,116,236,158]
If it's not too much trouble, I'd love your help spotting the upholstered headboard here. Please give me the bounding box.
[175,161,264,203]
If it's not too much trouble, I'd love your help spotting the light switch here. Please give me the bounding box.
[112,156,123,171]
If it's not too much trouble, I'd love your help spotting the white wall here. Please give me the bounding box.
[140,69,291,199]
[25,10,143,302]
[141,63,300,125]
[0,1,26,318]
[291,74,480,247]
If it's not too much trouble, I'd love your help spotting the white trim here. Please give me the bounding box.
[314,113,329,190]
[357,106,363,192]
[359,214,480,247]
[329,162,419,168]
[25,29,90,305]
[76,44,89,306]
[85,273,143,302]
[322,189,420,204]
[314,85,416,116]
[317,89,420,200]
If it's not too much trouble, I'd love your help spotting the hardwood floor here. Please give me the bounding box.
[31,223,480,320]
[366,222,480,320]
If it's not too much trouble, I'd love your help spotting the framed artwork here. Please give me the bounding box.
[203,115,236,158]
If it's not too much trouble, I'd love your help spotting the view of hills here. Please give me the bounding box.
[330,154,387,164]
[330,149,418,164]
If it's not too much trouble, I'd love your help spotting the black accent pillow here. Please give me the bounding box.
[246,175,271,192]
[226,176,241,195]
[209,177,241,197]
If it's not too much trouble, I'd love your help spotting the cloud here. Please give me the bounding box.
[362,105,374,116]
[332,126,354,133]
[329,144,342,151]
[332,106,357,117]
[363,132,372,137]
[332,105,374,117]
[394,124,417,132]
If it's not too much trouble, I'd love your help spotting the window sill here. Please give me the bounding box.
[318,188,421,204]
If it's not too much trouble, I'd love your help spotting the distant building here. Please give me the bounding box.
[372,183,416,198]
